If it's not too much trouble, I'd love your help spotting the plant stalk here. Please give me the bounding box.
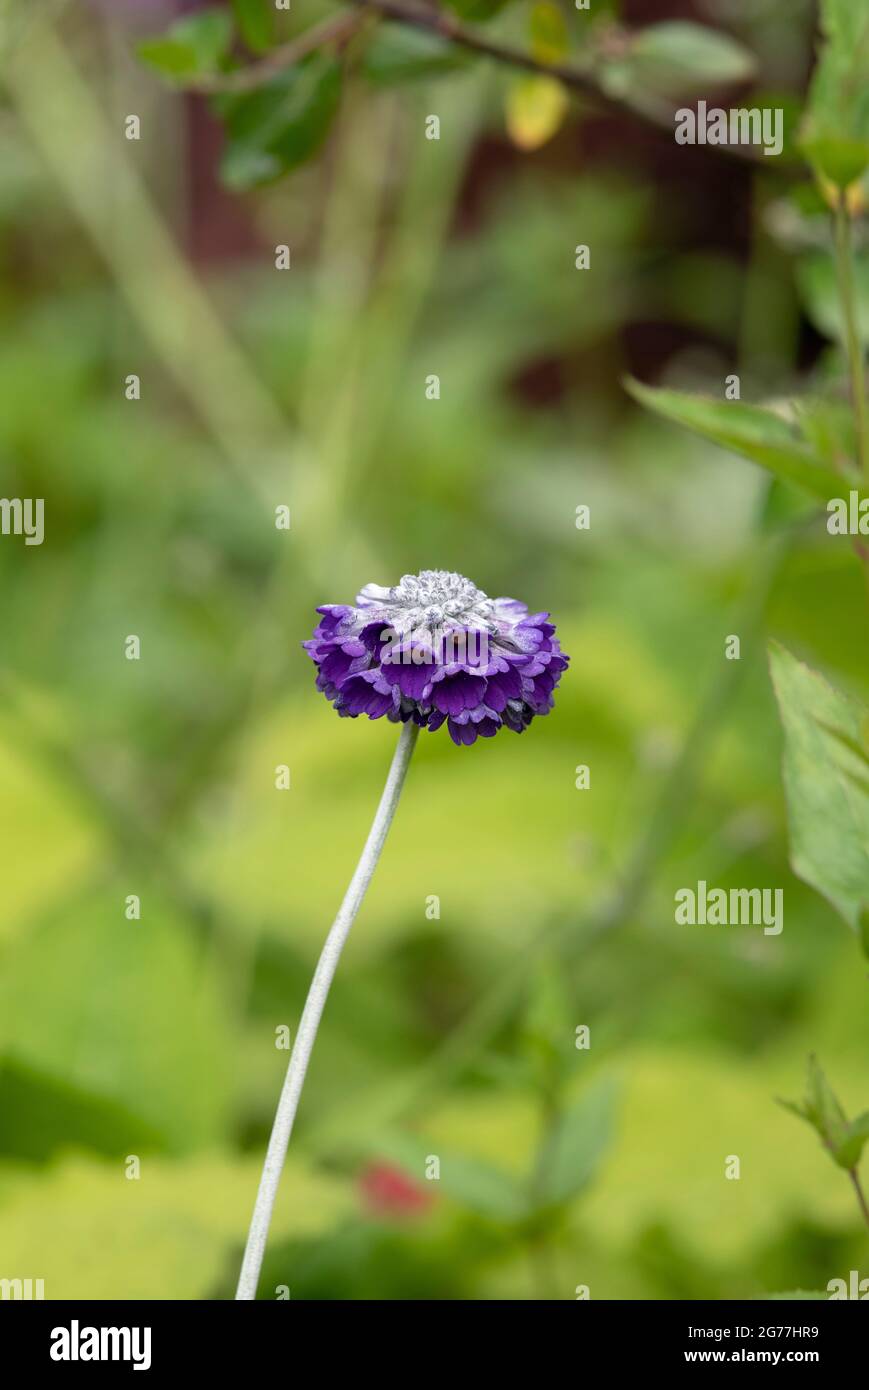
[833,195,869,483]
[235,719,419,1300]
[849,1167,869,1233]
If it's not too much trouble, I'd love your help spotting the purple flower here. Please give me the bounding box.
[303,570,569,746]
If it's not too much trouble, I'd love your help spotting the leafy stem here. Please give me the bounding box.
[781,1056,869,1237]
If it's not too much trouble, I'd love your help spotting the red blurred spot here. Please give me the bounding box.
[358,1161,432,1220]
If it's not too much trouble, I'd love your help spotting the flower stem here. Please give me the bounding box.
[833,194,869,483]
[235,719,419,1300]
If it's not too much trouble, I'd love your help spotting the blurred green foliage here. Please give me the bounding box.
[0,0,867,1300]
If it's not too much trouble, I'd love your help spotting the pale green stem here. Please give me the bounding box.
[235,721,419,1300]
[833,195,869,483]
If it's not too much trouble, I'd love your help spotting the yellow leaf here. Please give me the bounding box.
[505,76,569,151]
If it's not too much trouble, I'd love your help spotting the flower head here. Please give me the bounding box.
[303,569,568,746]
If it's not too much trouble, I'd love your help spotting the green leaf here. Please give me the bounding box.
[231,0,273,54]
[0,893,232,1152]
[361,25,471,85]
[138,7,234,83]
[216,56,343,190]
[625,378,854,501]
[374,1131,526,1222]
[769,643,869,934]
[626,22,756,100]
[802,136,869,190]
[835,1111,869,1168]
[802,1,869,186]
[532,1079,617,1211]
[0,1056,164,1162]
[796,252,869,346]
[795,397,857,470]
[807,1054,849,1153]
[778,1055,850,1163]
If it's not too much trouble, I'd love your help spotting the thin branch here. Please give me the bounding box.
[192,10,366,93]
[350,0,623,107]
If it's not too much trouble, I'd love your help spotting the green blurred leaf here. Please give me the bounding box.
[138,7,234,83]
[375,1131,526,1221]
[232,0,273,54]
[779,1056,856,1169]
[796,251,869,346]
[626,22,756,100]
[216,56,342,189]
[802,0,869,186]
[0,894,232,1152]
[361,24,471,84]
[529,1,568,66]
[625,378,854,501]
[0,1057,163,1163]
[532,1079,617,1211]
[802,137,869,190]
[795,397,858,469]
[433,1152,526,1220]
[807,1054,849,1153]
[769,643,869,934]
[834,1111,869,1168]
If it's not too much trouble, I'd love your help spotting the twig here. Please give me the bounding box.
[191,11,366,92]
[350,0,621,107]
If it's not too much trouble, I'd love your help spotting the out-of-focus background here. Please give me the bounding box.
[0,0,867,1299]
